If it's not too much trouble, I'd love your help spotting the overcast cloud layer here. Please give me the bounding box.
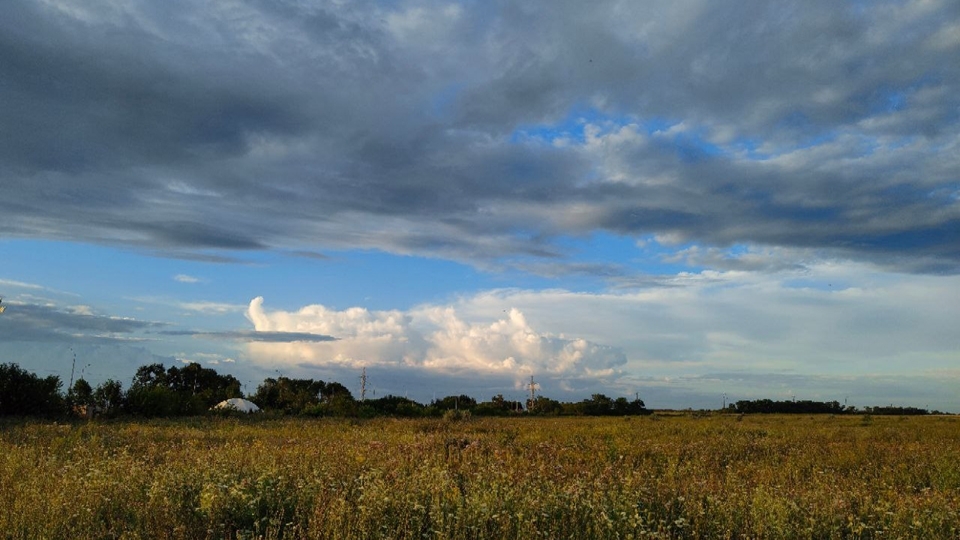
[3,0,959,272]
[2,0,959,410]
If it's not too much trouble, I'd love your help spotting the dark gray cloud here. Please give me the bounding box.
[513,261,628,279]
[2,0,959,273]
[159,329,337,343]
[287,250,330,261]
[0,303,165,343]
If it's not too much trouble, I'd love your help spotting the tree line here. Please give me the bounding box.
[729,399,941,415]
[0,362,650,419]
[3,361,943,419]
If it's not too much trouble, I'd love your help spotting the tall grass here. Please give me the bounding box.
[1,415,958,538]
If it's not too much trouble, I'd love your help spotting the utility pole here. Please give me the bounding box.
[528,375,537,412]
[68,348,77,391]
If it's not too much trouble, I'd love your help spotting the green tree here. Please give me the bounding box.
[166,363,242,413]
[432,394,477,411]
[0,363,64,417]
[93,379,124,413]
[69,378,94,406]
[583,394,614,415]
[528,395,562,415]
[131,363,167,388]
[475,394,522,416]
[127,362,242,416]
[253,377,330,414]
[363,395,424,417]
[126,386,181,417]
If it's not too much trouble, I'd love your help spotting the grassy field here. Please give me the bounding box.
[1,414,958,539]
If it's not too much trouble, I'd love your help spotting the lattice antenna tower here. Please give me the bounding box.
[359,367,367,402]
[68,347,77,391]
[528,375,537,412]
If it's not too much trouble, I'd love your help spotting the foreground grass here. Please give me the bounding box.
[1,415,958,539]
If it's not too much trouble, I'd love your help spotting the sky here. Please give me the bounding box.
[2,0,959,411]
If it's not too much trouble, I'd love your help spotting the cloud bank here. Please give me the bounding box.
[1,0,958,274]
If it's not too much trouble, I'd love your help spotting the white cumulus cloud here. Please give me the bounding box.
[243,296,625,385]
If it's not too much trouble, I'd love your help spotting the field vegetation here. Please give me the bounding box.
[1,414,958,539]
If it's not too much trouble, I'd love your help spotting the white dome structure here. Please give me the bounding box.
[213,398,261,413]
